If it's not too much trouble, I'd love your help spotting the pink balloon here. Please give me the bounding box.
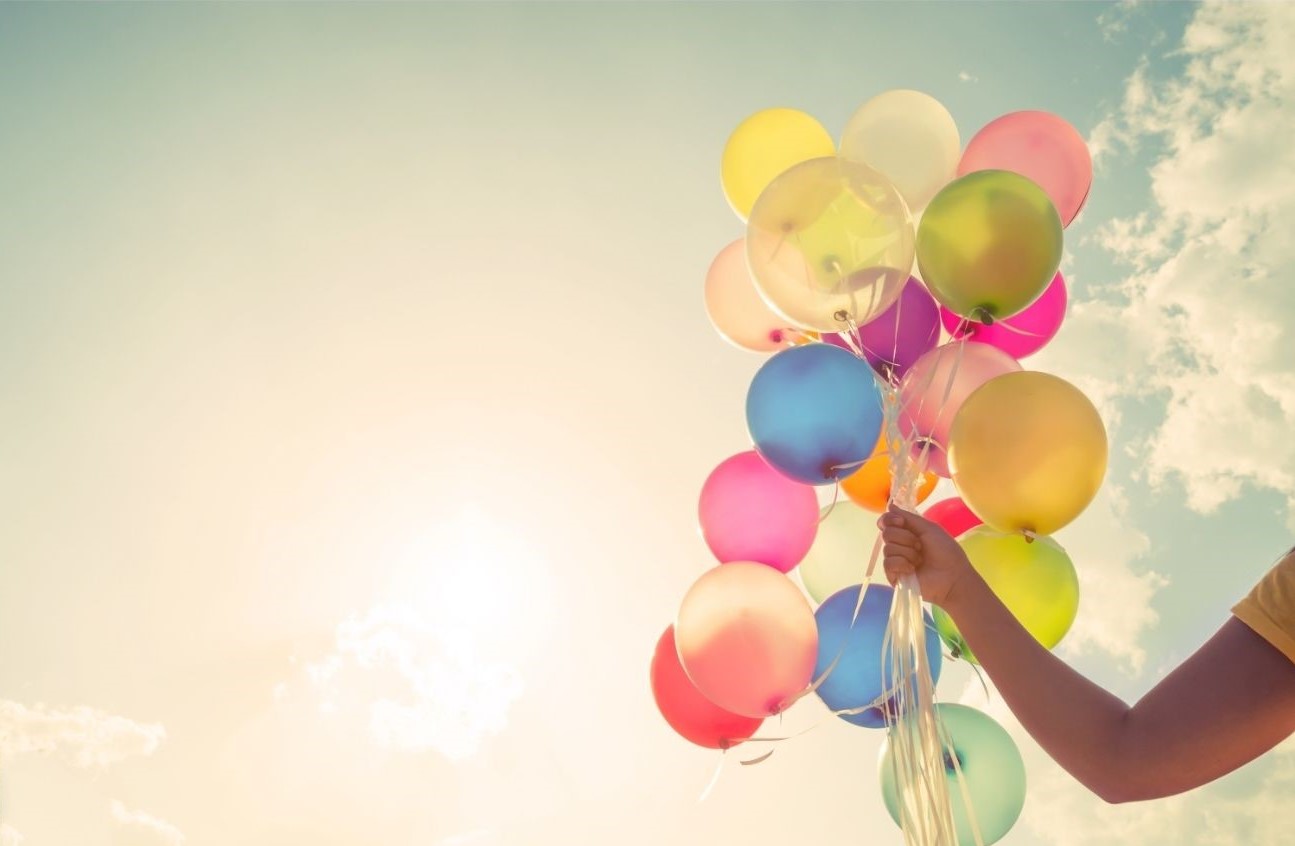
[941,272,1068,359]
[699,451,819,572]
[923,497,983,539]
[958,111,1093,227]
[704,239,798,352]
[899,342,1021,477]
[676,562,818,718]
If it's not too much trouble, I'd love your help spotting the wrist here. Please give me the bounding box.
[941,564,987,619]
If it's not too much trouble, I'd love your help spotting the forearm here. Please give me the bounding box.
[943,570,1133,801]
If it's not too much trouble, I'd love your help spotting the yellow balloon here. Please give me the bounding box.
[840,89,960,212]
[917,170,1063,323]
[949,371,1107,535]
[747,157,914,333]
[933,527,1079,664]
[721,108,836,221]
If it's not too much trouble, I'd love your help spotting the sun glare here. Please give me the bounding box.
[289,507,553,760]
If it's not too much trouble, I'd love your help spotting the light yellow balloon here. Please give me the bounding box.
[949,371,1107,535]
[799,501,881,604]
[840,89,960,212]
[721,108,836,221]
[746,157,914,333]
[932,527,1079,664]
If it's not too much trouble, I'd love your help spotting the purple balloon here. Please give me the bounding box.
[940,272,1068,359]
[824,277,940,381]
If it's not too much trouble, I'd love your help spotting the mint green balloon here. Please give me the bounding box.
[799,501,880,603]
[879,703,1026,846]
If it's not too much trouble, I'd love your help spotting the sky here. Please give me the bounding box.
[1,1,1294,844]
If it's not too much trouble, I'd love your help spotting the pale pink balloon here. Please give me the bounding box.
[941,272,1068,359]
[676,562,818,718]
[699,451,819,572]
[899,342,1021,477]
[704,239,797,352]
[958,111,1093,227]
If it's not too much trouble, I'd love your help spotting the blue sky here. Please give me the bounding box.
[1,2,1293,845]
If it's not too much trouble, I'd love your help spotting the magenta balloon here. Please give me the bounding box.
[698,451,819,572]
[941,272,1067,359]
[899,342,1021,477]
[823,276,940,381]
[958,111,1093,227]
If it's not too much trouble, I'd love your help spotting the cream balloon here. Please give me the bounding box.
[841,89,960,212]
[746,157,914,333]
[799,501,882,604]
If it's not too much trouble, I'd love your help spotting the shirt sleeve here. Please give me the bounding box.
[1232,549,1295,664]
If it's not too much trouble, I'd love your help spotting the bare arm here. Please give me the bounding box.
[947,571,1295,802]
[882,507,1295,803]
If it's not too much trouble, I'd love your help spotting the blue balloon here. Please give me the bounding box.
[813,584,943,728]
[745,343,883,485]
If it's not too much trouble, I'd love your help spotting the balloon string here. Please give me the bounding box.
[819,483,842,524]
[943,717,988,846]
[697,749,728,803]
[878,319,991,846]
[781,328,817,347]
[957,317,1046,340]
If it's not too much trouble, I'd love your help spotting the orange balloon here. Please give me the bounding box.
[841,435,938,513]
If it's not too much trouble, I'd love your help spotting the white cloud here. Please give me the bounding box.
[298,603,523,762]
[280,508,542,761]
[1082,2,1295,525]
[959,678,1295,846]
[0,700,165,768]
[0,824,23,846]
[1053,485,1165,675]
[109,800,186,846]
[1097,0,1142,42]
[958,71,978,83]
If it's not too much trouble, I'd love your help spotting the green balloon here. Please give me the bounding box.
[932,527,1079,664]
[917,170,1062,323]
[937,523,1077,663]
[799,501,880,604]
[880,703,1026,846]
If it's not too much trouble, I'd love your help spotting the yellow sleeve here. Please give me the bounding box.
[1232,549,1295,664]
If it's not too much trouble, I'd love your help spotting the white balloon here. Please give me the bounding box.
[841,90,960,212]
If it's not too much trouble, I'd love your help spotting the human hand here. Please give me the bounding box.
[878,504,975,609]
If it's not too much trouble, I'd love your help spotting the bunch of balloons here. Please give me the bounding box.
[657,91,1100,846]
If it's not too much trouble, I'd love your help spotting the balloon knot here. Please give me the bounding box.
[1022,528,1037,544]
[973,305,996,326]
[833,309,850,323]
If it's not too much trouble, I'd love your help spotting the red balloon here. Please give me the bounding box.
[923,497,983,539]
[650,625,762,749]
